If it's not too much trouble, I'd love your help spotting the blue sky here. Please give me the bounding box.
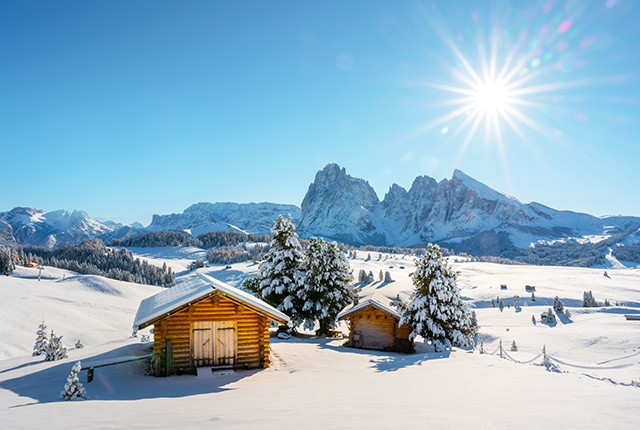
[1,0,639,225]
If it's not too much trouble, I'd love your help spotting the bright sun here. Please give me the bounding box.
[471,79,511,114]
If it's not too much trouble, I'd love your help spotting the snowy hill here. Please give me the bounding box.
[146,202,301,236]
[1,253,640,428]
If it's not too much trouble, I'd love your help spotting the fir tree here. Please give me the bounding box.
[553,296,564,313]
[59,361,86,400]
[0,246,15,275]
[384,271,393,283]
[510,340,518,352]
[296,237,353,335]
[564,308,572,319]
[399,244,474,350]
[32,321,48,356]
[256,214,304,324]
[531,291,536,302]
[358,269,367,283]
[45,330,68,361]
[583,290,598,307]
[367,271,374,283]
[378,270,383,282]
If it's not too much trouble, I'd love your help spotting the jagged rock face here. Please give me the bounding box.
[298,164,386,245]
[0,207,113,248]
[147,202,301,236]
[298,164,615,251]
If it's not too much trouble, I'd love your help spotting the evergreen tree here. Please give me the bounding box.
[399,244,474,350]
[510,340,518,352]
[378,270,383,282]
[553,296,564,313]
[45,330,68,361]
[384,271,393,283]
[367,271,374,283]
[32,321,48,356]
[296,237,353,335]
[0,246,15,275]
[59,361,86,400]
[583,290,598,307]
[564,308,572,319]
[256,214,304,324]
[75,340,84,349]
[358,269,367,283]
[531,291,536,302]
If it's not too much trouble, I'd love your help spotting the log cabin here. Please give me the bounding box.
[133,273,289,376]
[338,293,413,353]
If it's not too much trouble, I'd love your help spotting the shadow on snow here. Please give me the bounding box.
[2,343,260,407]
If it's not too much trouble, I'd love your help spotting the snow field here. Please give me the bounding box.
[2,252,640,428]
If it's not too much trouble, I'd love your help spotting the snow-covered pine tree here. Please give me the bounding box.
[45,330,68,361]
[510,340,518,351]
[553,296,564,313]
[384,271,393,283]
[378,270,383,282]
[564,308,572,319]
[358,269,367,283]
[257,214,304,325]
[367,271,374,283]
[296,237,353,336]
[32,321,48,356]
[59,361,86,400]
[583,290,598,307]
[0,245,15,275]
[75,340,84,349]
[399,244,474,350]
[531,291,536,302]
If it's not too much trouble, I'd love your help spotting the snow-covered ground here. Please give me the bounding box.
[1,253,640,428]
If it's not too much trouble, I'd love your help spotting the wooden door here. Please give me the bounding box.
[214,321,236,366]
[193,321,215,367]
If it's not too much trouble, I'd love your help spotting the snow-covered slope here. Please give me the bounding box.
[0,207,114,248]
[147,202,301,236]
[1,254,639,429]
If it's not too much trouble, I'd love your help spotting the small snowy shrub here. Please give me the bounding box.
[75,340,84,349]
[140,334,150,343]
[32,321,48,356]
[60,361,86,400]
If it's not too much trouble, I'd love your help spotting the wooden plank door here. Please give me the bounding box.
[214,321,236,366]
[193,321,214,367]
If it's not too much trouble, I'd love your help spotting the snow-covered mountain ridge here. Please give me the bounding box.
[0,207,114,248]
[3,164,639,260]
[298,164,640,256]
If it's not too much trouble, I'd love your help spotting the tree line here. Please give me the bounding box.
[6,239,174,287]
[110,230,271,249]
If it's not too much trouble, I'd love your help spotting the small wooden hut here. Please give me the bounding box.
[133,273,289,376]
[338,293,413,353]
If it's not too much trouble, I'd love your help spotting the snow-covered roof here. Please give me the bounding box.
[133,273,290,330]
[337,293,403,320]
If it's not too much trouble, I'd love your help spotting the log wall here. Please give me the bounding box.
[153,293,271,374]
[347,307,412,352]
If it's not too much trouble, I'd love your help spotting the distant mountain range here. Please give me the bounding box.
[2,163,639,262]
